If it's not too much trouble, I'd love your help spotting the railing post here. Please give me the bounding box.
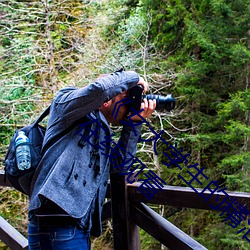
[110,173,140,250]
[127,214,141,249]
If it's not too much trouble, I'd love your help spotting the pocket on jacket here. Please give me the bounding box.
[65,158,77,184]
[64,158,93,197]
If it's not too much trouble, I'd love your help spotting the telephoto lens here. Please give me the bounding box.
[143,94,175,112]
[128,85,176,112]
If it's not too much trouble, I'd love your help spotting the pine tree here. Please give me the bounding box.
[103,0,250,248]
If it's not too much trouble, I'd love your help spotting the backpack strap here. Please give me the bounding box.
[34,105,51,126]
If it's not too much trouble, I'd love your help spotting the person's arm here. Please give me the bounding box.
[110,99,156,173]
[53,71,139,125]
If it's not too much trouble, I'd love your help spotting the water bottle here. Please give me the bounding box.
[15,131,31,170]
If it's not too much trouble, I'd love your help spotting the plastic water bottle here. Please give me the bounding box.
[15,131,31,170]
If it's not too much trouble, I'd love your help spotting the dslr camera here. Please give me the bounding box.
[128,85,175,112]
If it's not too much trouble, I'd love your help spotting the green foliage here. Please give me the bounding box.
[0,1,98,249]
[0,188,29,244]
[1,0,250,249]
[107,0,250,248]
[140,228,159,249]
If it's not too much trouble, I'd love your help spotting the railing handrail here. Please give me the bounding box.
[2,170,250,210]
[2,170,250,249]
[0,216,28,250]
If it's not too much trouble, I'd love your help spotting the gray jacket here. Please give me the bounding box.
[29,71,142,236]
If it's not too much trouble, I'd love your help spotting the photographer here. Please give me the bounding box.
[28,70,156,250]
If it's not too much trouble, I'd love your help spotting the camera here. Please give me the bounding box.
[128,85,175,112]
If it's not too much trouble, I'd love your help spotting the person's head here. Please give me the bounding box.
[99,90,130,125]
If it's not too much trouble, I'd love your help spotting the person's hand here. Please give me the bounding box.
[138,77,148,93]
[130,98,156,122]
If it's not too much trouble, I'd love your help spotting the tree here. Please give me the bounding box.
[0,0,94,242]
[102,0,250,248]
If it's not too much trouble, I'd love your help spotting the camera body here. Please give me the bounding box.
[128,85,175,112]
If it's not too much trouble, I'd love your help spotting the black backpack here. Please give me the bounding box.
[4,106,50,195]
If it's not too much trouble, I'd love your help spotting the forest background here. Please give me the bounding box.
[0,0,249,249]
